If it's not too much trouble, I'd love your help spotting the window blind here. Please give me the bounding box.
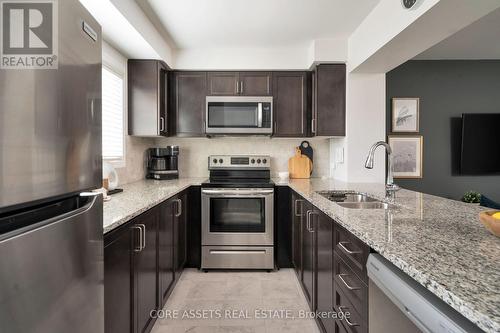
[102,66,124,161]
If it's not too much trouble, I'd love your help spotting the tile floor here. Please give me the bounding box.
[151,269,321,333]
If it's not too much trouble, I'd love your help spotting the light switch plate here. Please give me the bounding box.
[335,148,344,164]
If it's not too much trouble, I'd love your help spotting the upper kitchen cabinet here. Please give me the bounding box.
[208,71,272,96]
[128,59,170,137]
[207,72,239,95]
[311,64,346,136]
[171,71,207,137]
[239,72,272,96]
[272,72,310,137]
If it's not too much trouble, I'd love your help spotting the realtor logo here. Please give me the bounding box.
[1,0,58,69]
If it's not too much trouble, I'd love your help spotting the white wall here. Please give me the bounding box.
[174,46,310,70]
[102,42,155,185]
[348,0,500,73]
[345,73,386,183]
[308,38,348,66]
[111,0,174,65]
[80,0,160,60]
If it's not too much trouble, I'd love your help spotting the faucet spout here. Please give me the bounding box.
[365,141,400,193]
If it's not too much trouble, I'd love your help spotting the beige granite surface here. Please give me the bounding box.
[103,177,500,333]
[103,178,206,233]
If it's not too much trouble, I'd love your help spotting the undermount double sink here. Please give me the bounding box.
[317,191,393,209]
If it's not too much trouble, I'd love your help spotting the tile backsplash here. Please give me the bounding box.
[155,137,331,178]
[114,136,155,185]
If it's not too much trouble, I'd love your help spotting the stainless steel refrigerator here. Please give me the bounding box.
[0,0,103,332]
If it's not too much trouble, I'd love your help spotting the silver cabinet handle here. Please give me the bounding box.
[309,211,316,233]
[137,224,146,250]
[338,241,361,255]
[240,81,244,94]
[338,306,359,327]
[338,274,360,290]
[294,199,303,217]
[175,198,182,217]
[306,210,315,232]
[236,81,239,94]
[132,226,142,252]
[160,116,165,132]
[311,118,316,134]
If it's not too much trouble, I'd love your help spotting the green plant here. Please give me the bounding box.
[462,191,481,203]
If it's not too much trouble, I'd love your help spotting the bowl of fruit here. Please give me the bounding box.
[479,211,500,237]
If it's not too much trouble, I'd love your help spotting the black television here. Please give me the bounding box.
[460,113,500,174]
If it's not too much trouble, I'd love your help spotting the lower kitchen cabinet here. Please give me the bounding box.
[159,198,175,305]
[104,190,189,333]
[133,208,160,333]
[174,191,188,277]
[104,223,133,333]
[275,186,292,268]
[301,199,315,309]
[290,189,368,333]
[314,208,334,333]
[291,191,303,277]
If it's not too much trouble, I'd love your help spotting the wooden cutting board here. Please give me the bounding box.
[288,147,312,179]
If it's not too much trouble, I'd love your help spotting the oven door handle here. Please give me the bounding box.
[202,189,274,196]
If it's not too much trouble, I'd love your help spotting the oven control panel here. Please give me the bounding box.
[208,155,270,169]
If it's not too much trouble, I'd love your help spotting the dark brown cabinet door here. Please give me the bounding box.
[314,208,334,333]
[239,72,272,95]
[128,60,169,137]
[159,64,169,136]
[159,198,175,305]
[104,227,133,333]
[301,200,315,310]
[273,72,309,137]
[207,72,239,95]
[291,191,303,278]
[133,207,159,333]
[312,64,346,136]
[174,192,188,278]
[173,71,207,136]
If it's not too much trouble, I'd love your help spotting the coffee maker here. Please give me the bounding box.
[146,146,179,180]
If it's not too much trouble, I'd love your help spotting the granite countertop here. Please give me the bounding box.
[274,178,499,333]
[103,177,499,332]
[103,178,206,234]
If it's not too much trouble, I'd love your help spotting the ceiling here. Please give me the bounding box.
[145,0,380,49]
[414,7,500,60]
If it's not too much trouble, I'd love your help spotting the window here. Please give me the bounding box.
[102,66,124,165]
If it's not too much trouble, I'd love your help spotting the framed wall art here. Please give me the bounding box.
[388,135,423,178]
[392,97,419,132]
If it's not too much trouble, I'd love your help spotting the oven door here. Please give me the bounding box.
[206,96,273,135]
[201,188,274,246]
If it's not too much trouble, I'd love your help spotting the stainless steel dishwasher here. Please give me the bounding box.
[367,254,482,333]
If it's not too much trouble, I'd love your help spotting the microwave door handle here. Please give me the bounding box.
[257,103,263,127]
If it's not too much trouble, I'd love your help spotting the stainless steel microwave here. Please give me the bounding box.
[206,96,273,135]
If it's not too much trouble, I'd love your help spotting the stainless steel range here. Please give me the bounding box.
[201,155,274,270]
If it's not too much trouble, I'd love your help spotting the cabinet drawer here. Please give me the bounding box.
[333,286,367,333]
[333,224,369,283]
[202,246,274,269]
[333,254,367,318]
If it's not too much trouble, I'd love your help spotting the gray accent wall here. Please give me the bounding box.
[386,60,500,201]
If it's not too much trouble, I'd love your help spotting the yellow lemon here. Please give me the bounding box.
[492,212,500,220]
